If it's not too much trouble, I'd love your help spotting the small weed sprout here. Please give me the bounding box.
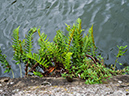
[113,45,128,71]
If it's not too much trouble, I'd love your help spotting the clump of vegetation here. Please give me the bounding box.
[0,18,128,84]
[0,48,14,78]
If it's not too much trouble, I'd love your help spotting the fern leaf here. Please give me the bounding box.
[88,25,96,57]
[64,52,73,71]
[25,27,37,54]
[26,53,48,68]
[0,48,11,73]
[12,26,24,64]
[89,25,96,48]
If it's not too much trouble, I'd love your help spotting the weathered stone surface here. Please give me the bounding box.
[0,77,10,83]
[0,75,129,95]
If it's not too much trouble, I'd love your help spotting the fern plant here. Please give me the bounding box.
[12,26,24,77]
[22,27,37,76]
[59,18,128,84]
[0,47,14,78]
[11,26,43,77]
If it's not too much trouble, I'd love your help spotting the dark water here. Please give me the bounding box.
[0,0,129,78]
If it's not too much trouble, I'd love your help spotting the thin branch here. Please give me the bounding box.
[86,54,97,65]
[29,63,39,72]
[25,62,29,76]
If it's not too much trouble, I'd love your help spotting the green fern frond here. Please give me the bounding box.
[64,52,73,71]
[65,18,84,65]
[0,48,10,73]
[53,30,67,53]
[12,26,20,53]
[67,26,75,51]
[90,25,96,48]
[26,53,48,68]
[82,35,89,53]
[38,29,49,51]
[0,48,14,78]
[12,26,23,63]
[24,27,37,54]
[86,25,96,57]
[33,71,43,77]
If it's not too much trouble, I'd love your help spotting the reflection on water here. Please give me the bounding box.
[0,0,129,78]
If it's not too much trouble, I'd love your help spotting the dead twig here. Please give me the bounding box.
[86,54,100,65]
[29,63,39,72]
